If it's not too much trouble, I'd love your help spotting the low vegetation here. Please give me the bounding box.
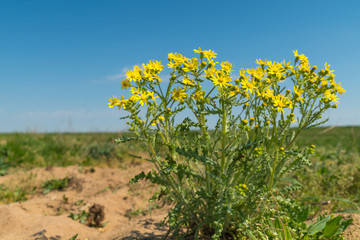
[0,127,359,239]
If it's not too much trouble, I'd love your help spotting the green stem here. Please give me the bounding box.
[220,98,227,171]
[269,118,278,190]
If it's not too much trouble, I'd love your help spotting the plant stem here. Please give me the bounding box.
[220,98,227,171]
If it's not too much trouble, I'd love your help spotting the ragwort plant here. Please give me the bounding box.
[108,48,347,239]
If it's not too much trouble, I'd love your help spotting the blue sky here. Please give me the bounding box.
[0,0,359,132]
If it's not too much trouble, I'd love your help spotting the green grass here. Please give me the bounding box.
[0,132,145,171]
[290,126,360,213]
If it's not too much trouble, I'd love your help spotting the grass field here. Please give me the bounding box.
[0,126,359,214]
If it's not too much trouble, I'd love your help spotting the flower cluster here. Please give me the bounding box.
[109,48,345,121]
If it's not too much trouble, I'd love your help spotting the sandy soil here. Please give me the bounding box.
[0,162,359,240]
[0,162,169,240]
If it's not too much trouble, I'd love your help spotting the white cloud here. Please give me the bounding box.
[106,66,131,80]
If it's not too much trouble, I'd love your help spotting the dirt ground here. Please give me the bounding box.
[0,162,360,240]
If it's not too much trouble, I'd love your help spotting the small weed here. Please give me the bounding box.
[42,177,72,194]
[95,186,110,195]
[125,208,148,219]
[68,234,78,240]
[0,184,34,203]
[62,194,69,204]
[74,199,84,206]
[69,210,89,224]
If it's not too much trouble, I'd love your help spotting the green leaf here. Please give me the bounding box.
[334,209,360,214]
[246,230,257,240]
[274,216,282,230]
[284,226,293,240]
[326,197,359,209]
[68,234,78,240]
[335,218,353,236]
[323,216,342,238]
[297,206,310,223]
[307,216,331,235]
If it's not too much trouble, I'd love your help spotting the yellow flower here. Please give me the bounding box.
[192,90,205,101]
[168,53,186,69]
[324,90,339,103]
[320,78,329,86]
[207,59,218,68]
[118,95,129,109]
[328,94,339,103]
[229,85,240,97]
[167,61,177,69]
[220,61,234,74]
[143,60,163,73]
[159,116,165,122]
[126,66,142,82]
[203,49,217,59]
[273,94,288,113]
[293,86,305,103]
[248,67,265,80]
[293,50,299,57]
[211,72,232,88]
[204,67,218,79]
[284,61,293,71]
[256,59,267,65]
[182,77,195,87]
[194,47,204,55]
[183,58,198,72]
[267,61,284,79]
[239,68,246,78]
[108,96,120,108]
[121,79,132,90]
[139,91,149,106]
[143,69,158,82]
[130,87,140,95]
[333,82,346,95]
[146,91,158,101]
[129,94,140,102]
[240,78,257,94]
[324,62,334,75]
[171,86,188,103]
[293,50,309,66]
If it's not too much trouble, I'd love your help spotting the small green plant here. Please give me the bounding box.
[42,177,71,194]
[68,234,79,240]
[68,234,89,240]
[0,146,9,176]
[0,184,29,203]
[109,48,348,239]
[124,208,148,219]
[69,210,89,224]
